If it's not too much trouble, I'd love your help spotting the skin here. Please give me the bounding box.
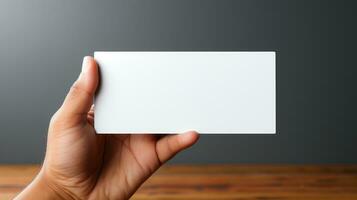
[15,56,199,200]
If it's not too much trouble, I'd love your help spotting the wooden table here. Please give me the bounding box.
[1,164,357,199]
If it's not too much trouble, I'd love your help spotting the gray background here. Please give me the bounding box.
[0,0,356,164]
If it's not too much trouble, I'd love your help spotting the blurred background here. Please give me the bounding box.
[0,0,356,164]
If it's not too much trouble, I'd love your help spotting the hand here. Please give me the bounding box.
[16,56,199,200]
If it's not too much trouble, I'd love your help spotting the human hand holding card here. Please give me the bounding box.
[94,51,276,134]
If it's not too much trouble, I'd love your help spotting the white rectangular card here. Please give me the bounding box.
[94,51,276,134]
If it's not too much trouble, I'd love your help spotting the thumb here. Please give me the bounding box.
[57,56,98,123]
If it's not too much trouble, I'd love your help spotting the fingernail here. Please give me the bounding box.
[81,56,91,73]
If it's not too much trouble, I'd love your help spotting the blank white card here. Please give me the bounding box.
[94,51,276,134]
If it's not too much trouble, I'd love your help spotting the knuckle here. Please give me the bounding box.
[68,82,91,100]
[49,110,65,128]
[49,110,73,133]
[50,111,60,125]
[68,83,82,99]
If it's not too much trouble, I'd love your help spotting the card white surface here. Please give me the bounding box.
[94,51,276,134]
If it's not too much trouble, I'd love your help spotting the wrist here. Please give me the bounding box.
[15,169,69,200]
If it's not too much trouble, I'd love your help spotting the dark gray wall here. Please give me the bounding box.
[0,0,356,164]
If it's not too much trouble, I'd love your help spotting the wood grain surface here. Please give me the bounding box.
[1,164,357,199]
